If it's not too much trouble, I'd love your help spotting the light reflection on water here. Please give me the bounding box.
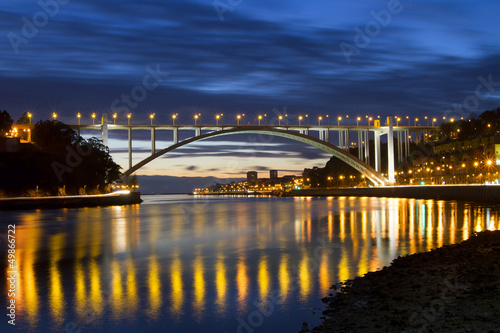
[1,195,498,333]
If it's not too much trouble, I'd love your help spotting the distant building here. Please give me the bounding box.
[270,170,278,179]
[247,171,258,185]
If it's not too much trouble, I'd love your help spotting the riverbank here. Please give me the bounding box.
[0,191,142,210]
[300,230,500,332]
[285,184,500,204]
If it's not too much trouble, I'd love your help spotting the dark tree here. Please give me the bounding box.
[16,112,32,124]
[0,110,13,135]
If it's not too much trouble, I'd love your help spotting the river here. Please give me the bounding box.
[0,195,498,332]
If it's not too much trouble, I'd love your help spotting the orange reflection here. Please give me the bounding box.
[278,253,291,303]
[236,255,249,314]
[49,234,65,324]
[147,254,162,320]
[258,255,270,302]
[215,255,228,314]
[192,254,206,320]
[170,254,183,319]
[298,250,312,301]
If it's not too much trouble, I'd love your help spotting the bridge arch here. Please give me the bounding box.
[121,126,387,186]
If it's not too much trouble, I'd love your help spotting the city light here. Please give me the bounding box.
[92,112,96,125]
[27,112,32,124]
[258,115,262,126]
[237,114,241,125]
[113,113,117,124]
[52,112,57,121]
[172,114,177,125]
[127,113,132,125]
[194,114,199,125]
[77,112,81,125]
[278,115,283,126]
[318,116,322,126]
[150,113,155,125]
[298,115,303,126]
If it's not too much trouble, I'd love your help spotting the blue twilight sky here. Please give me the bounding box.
[2,0,500,181]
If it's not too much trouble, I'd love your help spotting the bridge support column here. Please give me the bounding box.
[358,130,362,160]
[345,129,350,151]
[325,129,329,143]
[195,128,201,136]
[338,130,343,149]
[101,113,108,147]
[375,130,381,172]
[406,130,410,159]
[387,117,395,184]
[128,127,132,170]
[319,130,324,141]
[364,129,370,166]
[173,128,178,144]
[151,128,155,155]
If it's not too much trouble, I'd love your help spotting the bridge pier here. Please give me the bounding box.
[173,128,178,144]
[364,129,370,166]
[324,129,330,143]
[101,113,108,147]
[387,117,395,183]
[151,128,155,155]
[358,130,362,160]
[128,127,132,170]
[375,130,381,172]
[195,128,201,136]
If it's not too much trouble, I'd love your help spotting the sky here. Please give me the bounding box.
[2,0,500,189]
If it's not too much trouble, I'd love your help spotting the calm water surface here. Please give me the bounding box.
[1,195,498,333]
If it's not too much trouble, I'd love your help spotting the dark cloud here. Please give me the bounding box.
[185,165,198,171]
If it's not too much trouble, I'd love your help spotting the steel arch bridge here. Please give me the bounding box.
[120,126,388,186]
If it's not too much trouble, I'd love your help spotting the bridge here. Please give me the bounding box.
[64,114,437,186]
[13,114,437,185]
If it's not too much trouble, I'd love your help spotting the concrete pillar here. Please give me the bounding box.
[387,117,395,183]
[195,128,201,136]
[101,113,108,147]
[345,129,350,151]
[128,127,132,170]
[304,128,309,136]
[364,129,370,166]
[319,130,324,141]
[325,129,330,143]
[406,129,410,156]
[358,130,362,160]
[151,128,155,155]
[173,128,178,144]
[375,131,381,172]
[338,130,343,149]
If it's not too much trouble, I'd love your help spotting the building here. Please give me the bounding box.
[247,171,258,185]
[270,170,278,179]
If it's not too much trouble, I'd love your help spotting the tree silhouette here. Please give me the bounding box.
[0,110,13,136]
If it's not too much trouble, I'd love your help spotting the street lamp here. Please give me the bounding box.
[357,117,361,126]
[172,114,177,125]
[127,113,132,125]
[406,116,410,126]
[415,118,419,126]
[216,114,220,126]
[150,113,155,125]
[52,112,57,122]
[113,113,117,124]
[194,114,199,125]
[237,115,241,125]
[298,116,303,126]
[258,115,262,126]
[337,116,342,126]
[432,118,437,126]
[346,115,349,126]
[278,115,283,126]
[368,117,372,127]
[77,112,81,125]
[425,116,428,126]
[318,116,322,126]
[92,112,96,125]
[27,112,32,124]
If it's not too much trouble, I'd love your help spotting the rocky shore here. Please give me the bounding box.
[301,230,500,333]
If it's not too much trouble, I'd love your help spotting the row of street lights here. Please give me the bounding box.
[36,112,442,127]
